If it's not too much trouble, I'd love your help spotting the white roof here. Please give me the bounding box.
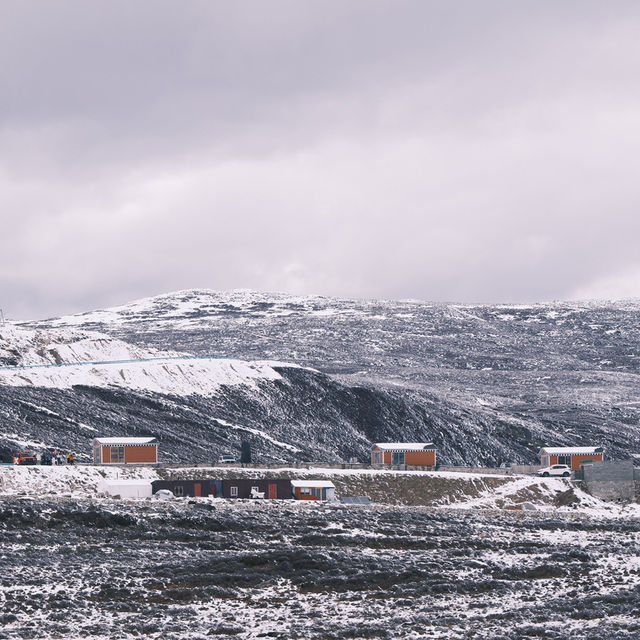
[540,446,603,455]
[290,480,335,488]
[94,437,157,445]
[100,480,152,487]
[373,443,435,451]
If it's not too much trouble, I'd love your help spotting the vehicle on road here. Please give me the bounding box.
[218,455,236,464]
[13,452,36,465]
[537,464,571,477]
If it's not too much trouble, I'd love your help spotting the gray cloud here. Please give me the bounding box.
[1,1,640,319]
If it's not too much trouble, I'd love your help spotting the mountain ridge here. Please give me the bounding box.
[1,289,638,465]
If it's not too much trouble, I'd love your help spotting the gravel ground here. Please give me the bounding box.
[1,497,640,639]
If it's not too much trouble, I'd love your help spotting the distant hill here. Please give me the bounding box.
[1,289,638,464]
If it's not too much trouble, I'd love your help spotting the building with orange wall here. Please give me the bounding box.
[539,446,603,471]
[93,437,158,465]
[371,443,437,467]
[290,480,336,501]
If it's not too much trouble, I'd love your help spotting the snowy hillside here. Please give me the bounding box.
[0,325,284,395]
[4,289,640,465]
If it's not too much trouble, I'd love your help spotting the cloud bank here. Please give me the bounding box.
[1,1,639,318]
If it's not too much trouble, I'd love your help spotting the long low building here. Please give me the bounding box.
[150,478,335,500]
[98,479,153,498]
[152,479,222,498]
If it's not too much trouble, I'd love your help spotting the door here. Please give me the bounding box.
[194,483,201,497]
[269,483,277,499]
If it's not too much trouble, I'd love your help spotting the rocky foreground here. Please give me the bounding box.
[1,497,640,640]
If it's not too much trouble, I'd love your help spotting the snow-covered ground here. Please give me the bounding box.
[1,486,639,640]
[0,324,290,396]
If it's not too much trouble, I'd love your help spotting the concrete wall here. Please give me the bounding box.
[438,465,541,476]
[583,459,635,501]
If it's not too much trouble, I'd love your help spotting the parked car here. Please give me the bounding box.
[153,489,175,501]
[537,464,571,477]
[13,452,36,465]
[218,455,236,464]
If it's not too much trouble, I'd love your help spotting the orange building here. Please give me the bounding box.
[290,480,336,501]
[539,446,604,471]
[93,437,158,465]
[371,443,437,467]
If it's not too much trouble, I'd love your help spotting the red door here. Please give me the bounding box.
[269,484,277,499]
[194,483,201,497]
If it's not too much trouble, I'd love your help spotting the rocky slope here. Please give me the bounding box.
[2,290,639,464]
[2,496,640,639]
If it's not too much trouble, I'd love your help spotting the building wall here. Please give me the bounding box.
[222,479,292,499]
[583,460,635,501]
[152,480,221,497]
[124,445,157,464]
[95,444,157,464]
[405,450,436,466]
[372,448,436,467]
[544,453,603,470]
[293,487,320,500]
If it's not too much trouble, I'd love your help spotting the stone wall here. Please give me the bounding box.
[583,459,635,501]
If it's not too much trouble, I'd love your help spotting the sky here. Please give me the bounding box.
[2,1,640,320]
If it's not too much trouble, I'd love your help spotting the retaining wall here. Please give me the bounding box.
[583,459,635,501]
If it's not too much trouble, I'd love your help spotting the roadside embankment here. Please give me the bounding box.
[1,465,637,516]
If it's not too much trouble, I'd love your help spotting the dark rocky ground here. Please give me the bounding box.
[1,497,639,639]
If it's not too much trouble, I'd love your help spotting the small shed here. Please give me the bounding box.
[291,480,336,501]
[152,479,222,498]
[539,446,604,471]
[98,479,152,499]
[371,443,436,467]
[93,437,158,465]
[222,479,292,499]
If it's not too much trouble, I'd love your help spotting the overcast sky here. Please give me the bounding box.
[2,1,640,319]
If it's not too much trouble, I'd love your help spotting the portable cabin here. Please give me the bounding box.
[222,479,292,499]
[98,479,153,498]
[539,446,604,471]
[371,443,436,467]
[290,480,336,501]
[93,437,158,465]
[151,479,222,498]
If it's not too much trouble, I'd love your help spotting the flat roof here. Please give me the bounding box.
[540,446,603,455]
[100,480,153,487]
[94,437,158,446]
[291,480,335,488]
[373,443,436,451]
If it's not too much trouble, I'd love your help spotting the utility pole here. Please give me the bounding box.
[0,308,4,327]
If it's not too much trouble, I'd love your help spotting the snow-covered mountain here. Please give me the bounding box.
[0,325,285,395]
[3,289,640,464]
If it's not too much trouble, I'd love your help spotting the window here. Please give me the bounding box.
[111,447,125,463]
[174,485,184,497]
[230,486,238,497]
[392,452,405,465]
[374,451,381,464]
[557,455,570,465]
[300,487,311,494]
